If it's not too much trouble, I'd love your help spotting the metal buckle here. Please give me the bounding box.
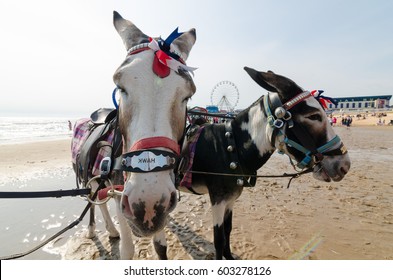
[283,111,292,121]
[85,175,113,205]
[100,157,112,176]
[312,153,324,164]
[273,119,284,129]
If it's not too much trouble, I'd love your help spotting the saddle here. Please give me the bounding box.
[72,108,122,187]
[90,108,117,124]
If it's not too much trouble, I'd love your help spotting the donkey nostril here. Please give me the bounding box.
[340,166,348,175]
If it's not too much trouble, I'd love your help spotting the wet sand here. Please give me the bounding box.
[1,125,392,260]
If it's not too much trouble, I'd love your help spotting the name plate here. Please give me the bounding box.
[121,150,177,173]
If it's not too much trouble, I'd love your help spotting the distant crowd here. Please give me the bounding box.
[327,115,352,128]
[328,112,393,127]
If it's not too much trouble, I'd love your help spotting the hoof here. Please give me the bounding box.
[108,229,120,239]
[109,234,120,240]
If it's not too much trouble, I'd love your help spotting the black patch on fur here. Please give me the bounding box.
[223,210,234,260]
[132,200,146,226]
[153,241,168,260]
[213,224,225,260]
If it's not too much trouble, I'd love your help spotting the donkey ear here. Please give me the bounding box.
[171,28,196,61]
[244,67,302,95]
[113,11,149,51]
[244,67,277,92]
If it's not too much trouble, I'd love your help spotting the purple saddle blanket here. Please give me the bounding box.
[71,119,114,177]
[178,125,205,189]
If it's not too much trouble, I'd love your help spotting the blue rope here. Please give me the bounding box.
[112,87,119,109]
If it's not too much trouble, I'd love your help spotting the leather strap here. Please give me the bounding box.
[130,136,180,155]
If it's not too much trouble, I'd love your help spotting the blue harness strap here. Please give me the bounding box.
[284,135,343,169]
[316,135,341,154]
[264,91,346,169]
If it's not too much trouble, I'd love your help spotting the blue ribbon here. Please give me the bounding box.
[158,27,183,60]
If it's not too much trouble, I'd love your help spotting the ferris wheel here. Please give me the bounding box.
[210,81,239,112]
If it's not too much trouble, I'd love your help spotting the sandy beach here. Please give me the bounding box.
[1,117,393,260]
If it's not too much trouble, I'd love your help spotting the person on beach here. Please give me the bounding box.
[345,116,352,129]
[68,120,72,131]
[328,115,333,126]
[342,117,346,126]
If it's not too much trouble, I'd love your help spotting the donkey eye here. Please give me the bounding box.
[182,96,192,103]
[307,114,322,122]
[116,87,127,95]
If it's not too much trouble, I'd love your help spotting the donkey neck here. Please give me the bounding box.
[231,96,275,172]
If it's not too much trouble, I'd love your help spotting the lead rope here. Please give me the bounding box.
[0,179,107,260]
[1,120,120,260]
[186,168,313,189]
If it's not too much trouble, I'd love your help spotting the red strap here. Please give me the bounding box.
[283,91,312,110]
[128,46,150,56]
[130,136,180,155]
[97,185,124,200]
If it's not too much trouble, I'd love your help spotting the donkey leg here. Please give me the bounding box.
[115,197,134,259]
[99,203,119,238]
[86,181,99,238]
[153,229,168,260]
[212,201,227,260]
[86,205,96,239]
[223,209,234,260]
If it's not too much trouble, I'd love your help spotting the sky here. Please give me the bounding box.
[0,0,392,117]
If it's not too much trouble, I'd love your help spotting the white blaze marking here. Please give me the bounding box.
[240,104,274,155]
[212,201,227,227]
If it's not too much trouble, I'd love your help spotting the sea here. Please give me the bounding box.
[0,116,77,145]
[0,116,107,260]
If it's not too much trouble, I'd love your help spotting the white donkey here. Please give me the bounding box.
[72,11,196,259]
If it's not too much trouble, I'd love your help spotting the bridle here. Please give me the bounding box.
[117,138,180,173]
[114,29,195,174]
[264,91,348,170]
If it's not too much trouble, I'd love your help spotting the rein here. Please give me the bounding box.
[188,109,236,119]
[186,168,313,189]
[0,178,108,260]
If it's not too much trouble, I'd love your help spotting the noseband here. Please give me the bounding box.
[264,91,348,169]
[117,138,179,173]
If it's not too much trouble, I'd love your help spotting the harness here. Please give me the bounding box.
[74,28,197,201]
[264,91,348,169]
[112,28,196,175]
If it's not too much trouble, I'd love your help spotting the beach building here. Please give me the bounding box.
[206,105,219,113]
[327,95,392,112]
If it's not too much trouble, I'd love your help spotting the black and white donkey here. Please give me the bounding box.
[177,67,351,259]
